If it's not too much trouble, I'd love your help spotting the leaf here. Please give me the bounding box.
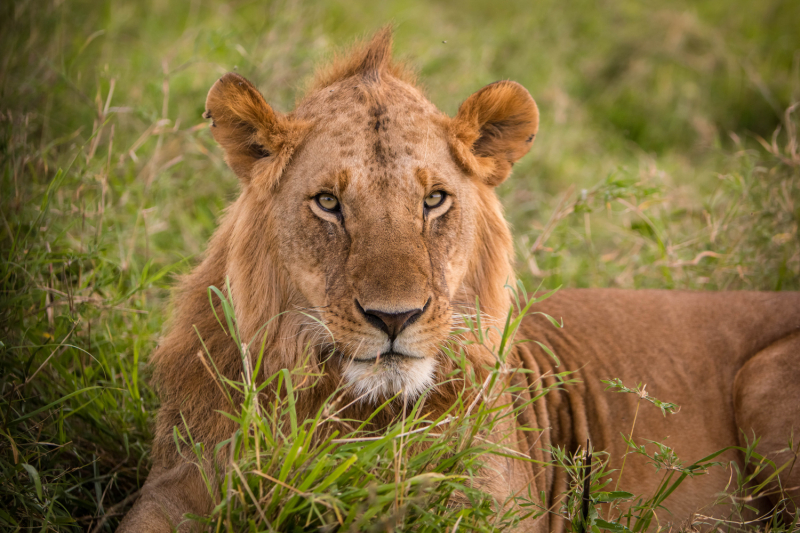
[314,454,358,492]
[533,341,560,366]
[595,519,633,532]
[281,368,298,435]
[21,463,43,500]
[596,491,634,502]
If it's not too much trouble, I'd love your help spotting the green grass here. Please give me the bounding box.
[169,280,569,532]
[1,0,798,530]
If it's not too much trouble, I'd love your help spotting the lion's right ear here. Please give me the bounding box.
[204,73,306,188]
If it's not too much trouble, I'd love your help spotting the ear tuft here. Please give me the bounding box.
[204,73,302,187]
[450,81,539,186]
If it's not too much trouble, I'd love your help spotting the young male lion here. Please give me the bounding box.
[119,28,800,532]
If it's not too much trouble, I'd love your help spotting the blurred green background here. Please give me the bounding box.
[1,0,798,529]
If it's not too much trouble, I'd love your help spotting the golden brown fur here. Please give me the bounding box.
[119,29,800,532]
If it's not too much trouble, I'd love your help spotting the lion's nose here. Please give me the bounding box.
[357,301,427,341]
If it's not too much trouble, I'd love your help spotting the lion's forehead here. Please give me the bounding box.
[300,81,445,150]
[291,79,456,200]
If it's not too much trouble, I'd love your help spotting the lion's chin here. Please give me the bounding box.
[343,356,436,404]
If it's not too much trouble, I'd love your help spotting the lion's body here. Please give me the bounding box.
[119,30,800,532]
[518,289,800,526]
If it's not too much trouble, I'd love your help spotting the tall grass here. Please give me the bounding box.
[171,280,569,532]
[1,0,798,530]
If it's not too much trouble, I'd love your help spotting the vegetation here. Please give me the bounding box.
[1,0,798,530]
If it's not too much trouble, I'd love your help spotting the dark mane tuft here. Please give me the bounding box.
[304,26,417,94]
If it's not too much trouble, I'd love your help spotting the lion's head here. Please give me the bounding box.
[152,29,538,455]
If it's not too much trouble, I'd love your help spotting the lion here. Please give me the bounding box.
[119,28,800,532]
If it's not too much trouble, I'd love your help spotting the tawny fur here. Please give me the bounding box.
[119,29,800,532]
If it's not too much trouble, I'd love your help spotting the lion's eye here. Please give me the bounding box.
[424,191,446,209]
[315,194,340,212]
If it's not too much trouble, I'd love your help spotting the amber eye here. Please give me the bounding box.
[424,191,445,209]
[315,194,340,212]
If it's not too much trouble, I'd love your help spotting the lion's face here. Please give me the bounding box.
[272,79,478,399]
[204,31,538,401]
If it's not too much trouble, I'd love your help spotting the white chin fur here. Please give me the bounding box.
[343,357,436,404]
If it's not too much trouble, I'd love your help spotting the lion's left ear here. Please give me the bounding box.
[204,73,306,189]
[450,81,539,186]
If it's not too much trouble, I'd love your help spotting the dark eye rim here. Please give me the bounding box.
[424,190,447,209]
[314,193,341,213]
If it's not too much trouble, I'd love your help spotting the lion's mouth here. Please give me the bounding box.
[351,351,425,363]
